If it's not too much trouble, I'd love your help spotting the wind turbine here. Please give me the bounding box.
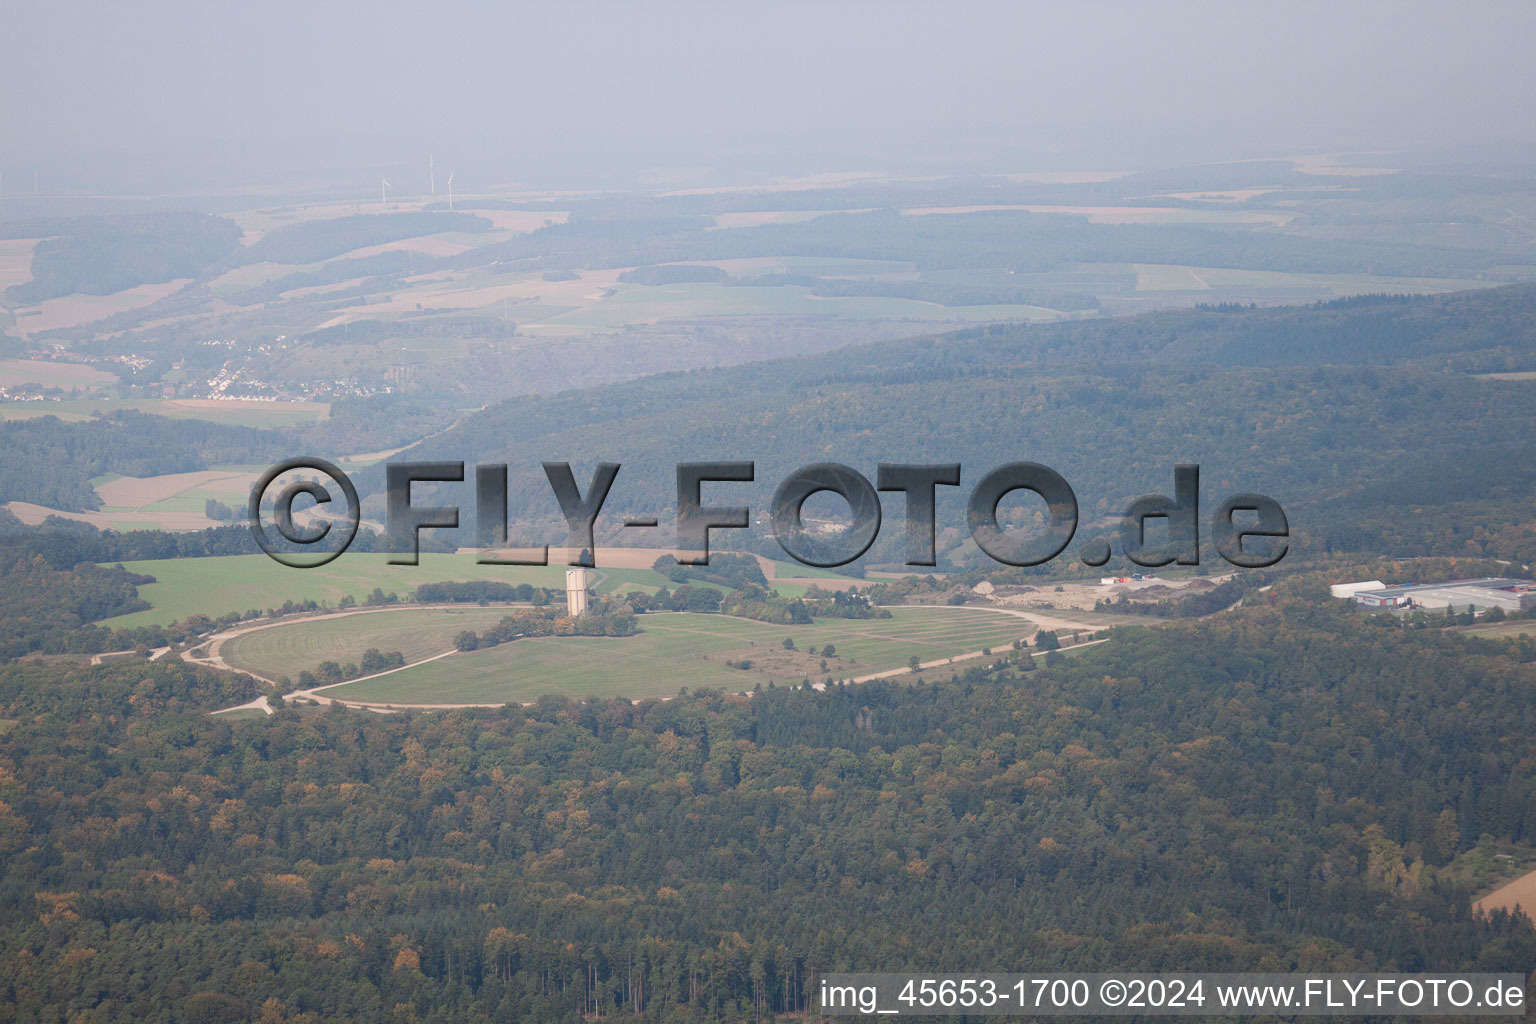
[429,154,435,196]
[447,172,454,211]
[380,177,391,209]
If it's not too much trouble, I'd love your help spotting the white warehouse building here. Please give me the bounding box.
[1330,580,1385,599]
[1343,578,1536,615]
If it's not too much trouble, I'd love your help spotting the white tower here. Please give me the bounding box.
[565,567,591,617]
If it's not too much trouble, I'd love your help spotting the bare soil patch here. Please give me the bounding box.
[1475,868,1536,916]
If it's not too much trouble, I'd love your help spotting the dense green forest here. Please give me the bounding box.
[0,553,152,656]
[2,598,1535,1022]
[10,30,1536,1024]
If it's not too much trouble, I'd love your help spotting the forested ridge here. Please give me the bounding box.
[9,285,1534,566]
[0,393,456,513]
[1,213,243,304]
[448,207,1517,280]
[0,554,152,656]
[375,286,1536,568]
[2,598,1535,1022]
[0,412,289,512]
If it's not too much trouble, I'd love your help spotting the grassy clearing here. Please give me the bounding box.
[210,708,268,721]
[222,607,520,680]
[325,606,1040,704]
[591,565,814,599]
[762,559,854,581]
[106,551,858,627]
[1442,843,1536,901]
[104,553,570,627]
[1462,620,1536,640]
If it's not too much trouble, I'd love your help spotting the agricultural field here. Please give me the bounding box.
[221,606,520,680]
[0,238,40,290]
[1441,842,1536,914]
[0,397,328,426]
[523,281,1063,332]
[1462,619,1536,640]
[9,278,193,336]
[11,468,269,531]
[710,205,1297,229]
[322,605,1048,704]
[316,271,1067,335]
[93,469,260,512]
[7,464,299,532]
[103,553,570,627]
[1127,263,1492,298]
[0,358,118,389]
[1472,371,1536,381]
[710,210,870,230]
[1474,862,1536,917]
[6,495,234,533]
[205,260,311,294]
[228,199,426,243]
[901,204,1296,226]
[688,256,915,277]
[99,551,859,627]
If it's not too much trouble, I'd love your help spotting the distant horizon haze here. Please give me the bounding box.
[2,0,1535,194]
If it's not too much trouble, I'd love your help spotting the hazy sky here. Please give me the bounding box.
[5,0,1535,189]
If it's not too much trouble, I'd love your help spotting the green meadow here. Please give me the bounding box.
[323,606,1040,704]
